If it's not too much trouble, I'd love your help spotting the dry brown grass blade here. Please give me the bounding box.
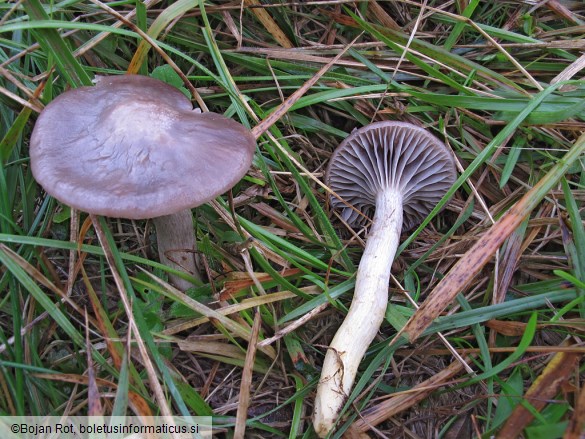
[444,415,473,439]
[497,346,580,438]
[208,199,290,267]
[566,377,585,439]
[493,221,526,307]
[0,85,42,113]
[0,243,103,345]
[345,359,467,435]
[66,209,81,298]
[551,54,585,85]
[257,301,328,348]
[90,0,206,109]
[142,269,277,359]
[366,0,400,30]
[0,65,44,112]
[243,0,293,48]
[401,132,585,342]
[0,369,15,414]
[89,215,177,431]
[82,266,123,371]
[127,391,155,418]
[33,371,154,416]
[396,346,585,356]
[75,0,161,60]
[177,339,247,360]
[546,0,585,25]
[33,372,118,388]
[251,35,359,139]
[220,268,302,300]
[234,310,262,439]
[85,311,103,416]
[249,203,301,234]
[486,319,585,336]
[317,8,356,27]
[485,320,533,337]
[162,288,319,335]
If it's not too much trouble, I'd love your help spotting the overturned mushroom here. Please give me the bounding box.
[30,74,256,289]
[313,121,457,436]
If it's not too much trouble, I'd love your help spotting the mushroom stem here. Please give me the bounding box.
[152,209,202,290]
[313,187,403,437]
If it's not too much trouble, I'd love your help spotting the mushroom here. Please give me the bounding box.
[30,74,256,290]
[313,121,457,436]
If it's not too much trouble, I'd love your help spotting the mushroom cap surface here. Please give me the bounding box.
[30,74,256,219]
[326,121,456,231]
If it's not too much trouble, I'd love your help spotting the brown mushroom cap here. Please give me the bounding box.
[326,121,456,231]
[30,74,256,219]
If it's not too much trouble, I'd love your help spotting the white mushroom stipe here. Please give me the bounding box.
[314,121,456,436]
[313,189,402,437]
[153,211,199,290]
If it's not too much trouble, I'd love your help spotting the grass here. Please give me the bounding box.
[1,0,585,438]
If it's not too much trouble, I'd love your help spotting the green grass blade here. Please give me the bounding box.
[94,216,192,417]
[500,136,525,188]
[561,178,585,317]
[458,313,537,387]
[22,0,91,87]
[0,245,84,347]
[110,352,130,417]
[347,8,520,91]
[443,0,480,51]
[399,80,585,257]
